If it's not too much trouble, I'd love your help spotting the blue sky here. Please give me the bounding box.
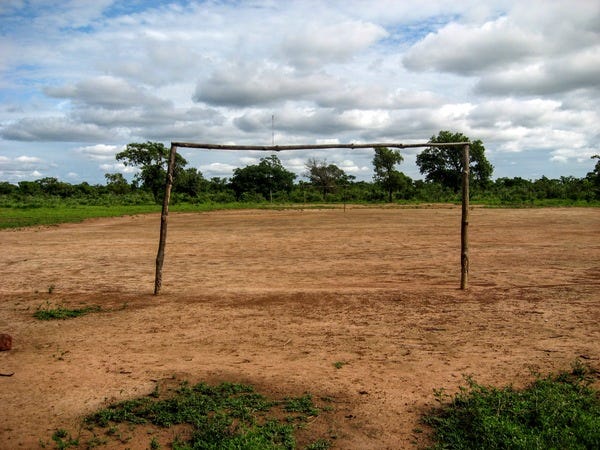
[1,0,599,184]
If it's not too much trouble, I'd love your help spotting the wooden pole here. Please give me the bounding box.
[171,141,469,151]
[460,144,470,290]
[154,143,178,295]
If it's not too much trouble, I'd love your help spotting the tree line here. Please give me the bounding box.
[1,131,599,206]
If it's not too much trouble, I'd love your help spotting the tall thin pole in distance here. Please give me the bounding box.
[154,143,178,295]
[460,144,470,290]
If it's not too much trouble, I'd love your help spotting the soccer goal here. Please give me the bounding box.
[154,141,471,295]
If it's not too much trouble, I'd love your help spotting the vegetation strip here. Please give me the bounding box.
[34,304,102,321]
[2,134,599,229]
[424,361,600,449]
[46,381,332,449]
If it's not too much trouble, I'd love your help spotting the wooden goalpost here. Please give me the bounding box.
[154,141,470,295]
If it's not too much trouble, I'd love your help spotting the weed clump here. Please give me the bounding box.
[34,304,101,320]
[424,361,600,449]
[83,381,329,449]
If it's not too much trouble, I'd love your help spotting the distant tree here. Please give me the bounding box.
[305,158,354,196]
[174,167,206,197]
[230,155,296,201]
[416,131,493,192]
[17,180,42,196]
[35,177,74,197]
[587,155,600,199]
[372,147,405,202]
[115,142,188,202]
[105,173,131,195]
[0,181,17,195]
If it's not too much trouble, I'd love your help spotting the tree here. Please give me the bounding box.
[116,142,188,202]
[105,173,130,195]
[305,158,354,196]
[230,155,296,201]
[174,167,206,197]
[416,131,493,192]
[372,147,405,202]
[587,155,600,199]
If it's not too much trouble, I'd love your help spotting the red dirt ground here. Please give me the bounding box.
[1,206,599,449]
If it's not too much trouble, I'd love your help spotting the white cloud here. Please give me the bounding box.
[1,117,117,142]
[194,65,339,107]
[15,155,43,163]
[281,20,388,69]
[403,17,543,74]
[1,0,599,184]
[76,144,123,161]
[45,76,171,110]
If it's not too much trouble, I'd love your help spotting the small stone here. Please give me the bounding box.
[0,334,12,351]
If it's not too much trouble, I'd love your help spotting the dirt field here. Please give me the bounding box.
[1,206,599,449]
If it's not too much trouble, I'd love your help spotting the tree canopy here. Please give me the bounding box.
[416,131,493,192]
[116,142,188,202]
[305,158,353,196]
[230,155,296,201]
[372,147,405,202]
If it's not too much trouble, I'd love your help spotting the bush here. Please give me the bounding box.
[424,361,600,449]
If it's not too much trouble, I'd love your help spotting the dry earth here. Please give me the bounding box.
[1,206,599,449]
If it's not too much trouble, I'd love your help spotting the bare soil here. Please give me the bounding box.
[1,206,599,449]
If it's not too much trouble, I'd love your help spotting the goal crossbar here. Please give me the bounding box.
[154,141,470,295]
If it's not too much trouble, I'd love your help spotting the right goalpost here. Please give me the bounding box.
[154,141,470,295]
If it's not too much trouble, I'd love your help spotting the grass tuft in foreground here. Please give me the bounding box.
[423,360,600,449]
[82,380,330,449]
[34,304,102,320]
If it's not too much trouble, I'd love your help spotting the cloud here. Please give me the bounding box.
[45,76,171,110]
[1,117,115,142]
[76,144,123,161]
[475,48,600,96]
[403,17,542,75]
[99,162,138,174]
[2,0,600,184]
[0,154,49,180]
[197,162,239,178]
[316,86,441,110]
[281,20,388,69]
[194,65,339,107]
[550,148,597,164]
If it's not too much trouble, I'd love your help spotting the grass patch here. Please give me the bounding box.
[0,204,162,229]
[423,361,600,449]
[74,380,331,449]
[34,303,102,320]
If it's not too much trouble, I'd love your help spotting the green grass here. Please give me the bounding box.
[0,201,310,229]
[423,361,600,449]
[33,304,102,320]
[77,380,330,449]
[0,204,161,229]
[2,198,597,230]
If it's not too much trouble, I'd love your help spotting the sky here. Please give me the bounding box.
[1,0,599,185]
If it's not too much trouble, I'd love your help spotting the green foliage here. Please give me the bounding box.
[305,158,354,196]
[51,429,79,449]
[416,131,493,192]
[104,173,131,195]
[82,381,328,449]
[116,141,189,202]
[305,439,332,450]
[1,132,599,216]
[372,147,405,202]
[424,362,600,449]
[586,155,600,199]
[34,303,102,320]
[230,155,296,201]
[284,394,320,416]
[0,202,160,229]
